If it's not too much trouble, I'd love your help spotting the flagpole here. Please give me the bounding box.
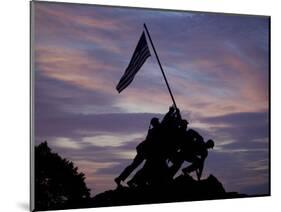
[143,23,178,109]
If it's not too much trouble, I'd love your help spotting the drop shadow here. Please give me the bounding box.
[17,202,29,211]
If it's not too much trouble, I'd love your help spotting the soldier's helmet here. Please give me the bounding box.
[206,139,215,149]
[150,117,160,127]
[180,119,189,130]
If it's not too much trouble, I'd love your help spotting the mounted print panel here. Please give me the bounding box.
[30,1,270,211]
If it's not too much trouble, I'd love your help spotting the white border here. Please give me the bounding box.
[1,0,280,211]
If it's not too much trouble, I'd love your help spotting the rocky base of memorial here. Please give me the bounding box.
[89,174,247,208]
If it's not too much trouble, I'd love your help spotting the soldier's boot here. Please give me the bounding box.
[114,177,122,187]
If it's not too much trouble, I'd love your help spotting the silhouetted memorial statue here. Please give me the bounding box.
[113,25,217,187]
[182,139,214,179]
[114,117,162,186]
[115,106,182,187]
[168,120,215,180]
[124,107,177,187]
[115,105,216,187]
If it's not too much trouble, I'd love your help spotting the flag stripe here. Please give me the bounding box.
[117,56,149,92]
[117,45,149,86]
[116,47,150,90]
[126,45,150,73]
[117,76,134,93]
[128,39,148,65]
[117,53,149,92]
[117,46,149,85]
[116,32,151,93]
[117,50,150,92]
[116,48,150,92]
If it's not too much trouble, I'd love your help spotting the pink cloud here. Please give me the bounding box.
[34,3,128,54]
[35,46,118,94]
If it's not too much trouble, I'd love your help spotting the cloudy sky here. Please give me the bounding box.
[33,2,269,196]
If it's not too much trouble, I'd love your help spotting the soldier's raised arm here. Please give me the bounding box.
[175,107,182,121]
[161,106,175,124]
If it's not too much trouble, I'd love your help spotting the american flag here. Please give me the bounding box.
[116,32,151,93]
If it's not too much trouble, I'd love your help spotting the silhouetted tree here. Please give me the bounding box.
[35,141,91,210]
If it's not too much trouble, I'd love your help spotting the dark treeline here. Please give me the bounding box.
[35,142,91,211]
